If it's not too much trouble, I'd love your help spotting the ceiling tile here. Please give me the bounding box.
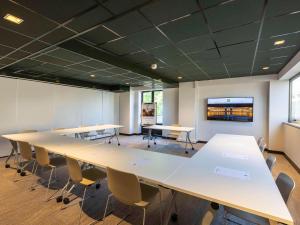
[33,54,71,66]
[14,0,97,23]
[81,60,112,70]
[128,28,169,50]
[176,35,215,53]
[200,0,228,8]
[265,0,300,17]
[148,45,183,59]
[21,41,50,53]
[104,11,152,36]
[0,44,14,56]
[47,48,90,63]
[0,1,57,38]
[68,63,95,72]
[8,50,30,59]
[40,28,75,44]
[0,27,31,48]
[105,67,129,74]
[213,22,260,47]
[67,6,112,32]
[100,38,141,55]
[159,13,209,43]
[80,26,119,45]
[219,41,256,63]
[258,32,300,51]
[32,63,65,73]
[189,48,220,61]
[205,0,264,31]
[100,0,149,15]
[140,0,199,25]
[262,12,300,38]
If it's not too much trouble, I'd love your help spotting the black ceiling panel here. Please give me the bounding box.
[176,35,215,54]
[148,45,183,59]
[265,0,300,17]
[80,26,119,45]
[200,0,228,9]
[123,51,159,66]
[14,0,97,23]
[31,63,65,73]
[128,28,169,50]
[100,38,141,55]
[0,27,31,48]
[47,48,90,63]
[8,50,30,60]
[205,0,264,32]
[140,0,199,25]
[159,13,209,43]
[262,13,300,38]
[189,48,220,61]
[21,41,50,53]
[67,6,112,32]
[0,57,16,66]
[13,59,43,69]
[33,54,71,66]
[105,67,129,74]
[100,0,149,15]
[81,60,113,70]
[259,32,300,52]
[0,1,57,38]
[104,11,152,36]
[219,41,256,63]
[213,22,260,47]
[226,62,252,76]
[0,44,13,56]
[67,63,96,73]
[40,28,75,44]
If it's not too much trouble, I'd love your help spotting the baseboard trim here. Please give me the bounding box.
[265,149,300,173]
[119,133,141,136]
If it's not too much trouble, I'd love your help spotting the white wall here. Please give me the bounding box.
[268,80,289,150]
[0,76,119,156]
[284,124,300,168]
[119,91,131,134]
[162,88,179,136]
[178,75,280,144]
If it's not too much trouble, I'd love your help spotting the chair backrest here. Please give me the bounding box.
[266,155,276,171]
[259,143,266,153]
[34,146,50,167]
[107,167,142,205]
[53,127,65,130]
[276,173,295,203]
[66,157,83,183]
[257,137,264,146]
[18,141,33,161]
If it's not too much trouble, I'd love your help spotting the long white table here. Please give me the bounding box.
[144,125,195,154]
[52,124,123,145]
[1,132,293,225]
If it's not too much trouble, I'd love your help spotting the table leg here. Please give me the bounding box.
[163,190,178,225]
[187,131,195,150]
[185,132,188,154]
[115,128,120,146]
[147,129,152,148]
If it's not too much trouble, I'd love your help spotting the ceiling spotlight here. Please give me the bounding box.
[274,40,285,46]
[90,74,95,77]
[3,13,23,24]
[262,66,270,70]
[151,63,157,70]
[177,76,183,80]
[125,82,130,85]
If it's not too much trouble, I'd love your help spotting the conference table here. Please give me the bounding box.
[2,131,293,225]
[144,125,195,154]
[52,124,123,145]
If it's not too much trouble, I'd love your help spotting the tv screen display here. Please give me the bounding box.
[207,97,254,122]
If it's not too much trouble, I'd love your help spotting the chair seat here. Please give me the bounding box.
[135,183,159,208]
[81,168,106,186]
[225,207,270,225]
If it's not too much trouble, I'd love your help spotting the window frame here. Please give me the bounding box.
[289,74,300,122]
[141,90,163,125]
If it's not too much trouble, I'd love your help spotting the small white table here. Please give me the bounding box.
[52,124,123,145]
[144,125,195,154]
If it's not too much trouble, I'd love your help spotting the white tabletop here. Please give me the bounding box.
[144,125,194,132]
[67,143,188,184]
[164,134,293,225]
[52,124,123,135]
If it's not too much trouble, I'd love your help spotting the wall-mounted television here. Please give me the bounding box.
[207,97,254,122]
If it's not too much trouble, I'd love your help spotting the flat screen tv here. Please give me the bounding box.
[207,97,254,122]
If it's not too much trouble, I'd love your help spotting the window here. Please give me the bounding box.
[290,75,300,122]
[142,90,163,124]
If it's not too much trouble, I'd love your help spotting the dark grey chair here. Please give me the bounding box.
[224,172,295,225]
[266,155,276,171]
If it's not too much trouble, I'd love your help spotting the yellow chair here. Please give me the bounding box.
[103,167,162,225]
[32,145,65,201]
[17,141,36,177]
[61,157,106,225]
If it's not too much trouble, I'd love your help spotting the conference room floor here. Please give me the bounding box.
[0,135,299,225]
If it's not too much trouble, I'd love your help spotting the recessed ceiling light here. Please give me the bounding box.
[90,74,95,77]
[274,40,285,46]
[177,76,183,80]
[125,82,129,85]
[3,13,24,24]
[262,66,270,70]
[151,63,157,70]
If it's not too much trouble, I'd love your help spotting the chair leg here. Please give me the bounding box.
[45,167,55,201]
[142,208,146,225]
[103,194,113,223]
[159,190,163,225]
[78,186,87,225]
